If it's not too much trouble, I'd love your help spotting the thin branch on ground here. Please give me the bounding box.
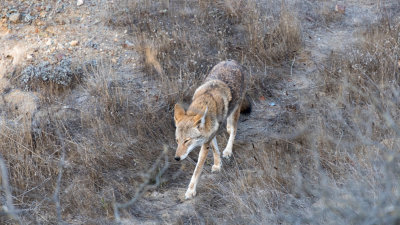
[113,145,169,222]
[53,128,66,225]
[0,153,23,224]
[290,56,296,76]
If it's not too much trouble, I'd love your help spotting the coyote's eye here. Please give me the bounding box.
[176,139,179,143]
[184,139,190,144]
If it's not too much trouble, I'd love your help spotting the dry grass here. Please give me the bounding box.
[1,0,400,224]
[1,59,175,223]
[107,0,302,101]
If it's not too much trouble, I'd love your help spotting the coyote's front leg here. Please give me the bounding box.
[211,137,221,172]
[185,142,209,199]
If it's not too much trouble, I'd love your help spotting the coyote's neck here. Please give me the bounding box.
[187,94,216,118]
[187,93,218,138]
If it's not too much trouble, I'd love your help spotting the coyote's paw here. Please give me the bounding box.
[185,188,196,199]
[223,149,232,158]
[211,163,221,172]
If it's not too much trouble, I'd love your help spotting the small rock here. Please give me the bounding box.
[45,5,52,12]
[39,11,46,18]
[111,58,117,64]
[70,40,79,46]
[36,21,44,26]
[23,13,34,24]
[335,4,346,14]
[46,39,52,46]
[57,43,64,50]
[77,0,84,6]
[9,13,21,23]
[27,54,33,60]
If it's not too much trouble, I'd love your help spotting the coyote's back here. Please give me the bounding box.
[205,60,246,115]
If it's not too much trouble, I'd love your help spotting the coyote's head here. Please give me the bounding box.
[173,104,209,161]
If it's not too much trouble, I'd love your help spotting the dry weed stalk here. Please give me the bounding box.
[113,146,169,221]
[53,127,66,224]
[0,153,23,224]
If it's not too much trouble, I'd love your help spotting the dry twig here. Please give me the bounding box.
[113,146,169,222]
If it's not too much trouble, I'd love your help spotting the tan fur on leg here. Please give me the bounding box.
[223,105,241,158]
[185,142,209,199]
[211,137,221,172]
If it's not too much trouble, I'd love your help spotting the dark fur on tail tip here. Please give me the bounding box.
[240,96,252,115]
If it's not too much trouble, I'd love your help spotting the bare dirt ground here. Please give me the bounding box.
[0,0,399,224]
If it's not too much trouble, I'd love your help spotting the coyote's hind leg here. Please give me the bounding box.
[223,105,240,158]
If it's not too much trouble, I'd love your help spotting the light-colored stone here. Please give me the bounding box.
[70,40,79,46]
[77,0,84,6]
[9,13,21,23]
[39,11,46,18]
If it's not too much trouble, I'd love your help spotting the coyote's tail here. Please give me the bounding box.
[240,95,252,115]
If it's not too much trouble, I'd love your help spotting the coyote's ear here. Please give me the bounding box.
[194,107,208,129]
[174,104,185,123]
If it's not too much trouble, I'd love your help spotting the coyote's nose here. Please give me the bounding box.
[174,156,180,161]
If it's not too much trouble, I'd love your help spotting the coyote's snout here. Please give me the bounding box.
[174,60,250,199]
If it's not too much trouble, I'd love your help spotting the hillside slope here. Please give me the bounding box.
[0,0,399,224]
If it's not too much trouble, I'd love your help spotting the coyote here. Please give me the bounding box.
[174,60,250,199]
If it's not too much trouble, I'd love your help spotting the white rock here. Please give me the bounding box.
[77,0,84,6]
[70,40,79,46]
[9,13,21,23]
[46,39,52,46]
